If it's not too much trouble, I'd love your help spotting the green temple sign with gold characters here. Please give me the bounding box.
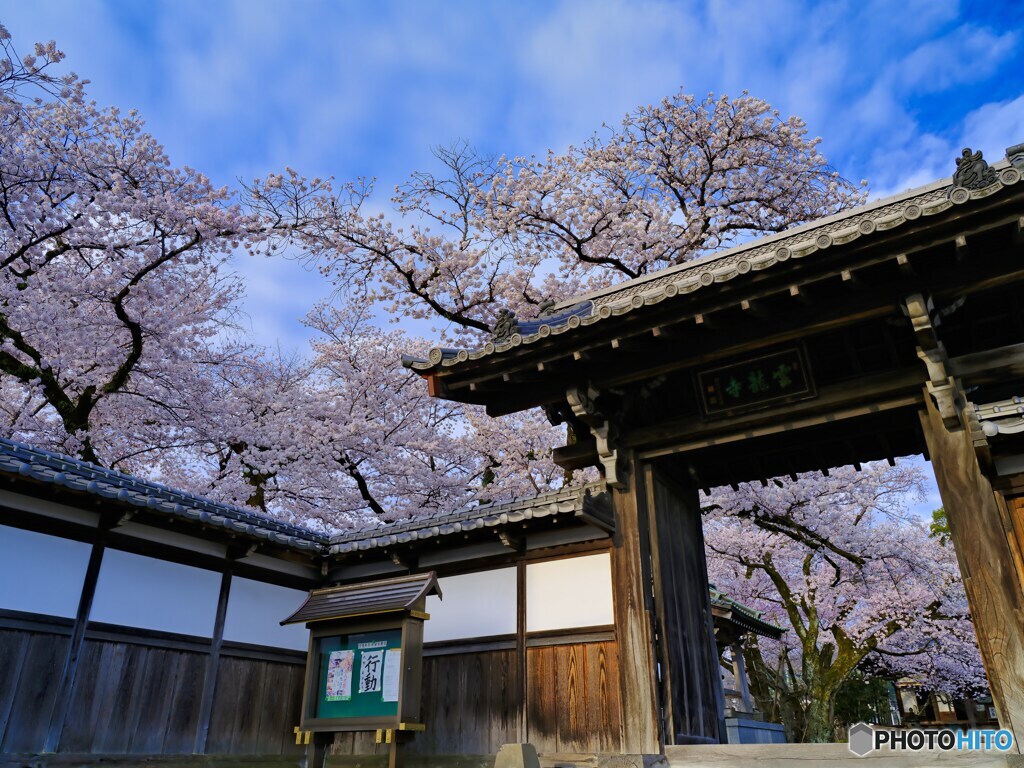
[697,346,816,418]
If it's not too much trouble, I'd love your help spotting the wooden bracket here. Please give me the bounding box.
[226,541,257,561]
[498,530,526,552]
[567,383,627,489]
[389,550,417,569]
[905,293,962,431]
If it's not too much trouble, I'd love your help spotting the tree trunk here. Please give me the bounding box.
[801,693,837,743]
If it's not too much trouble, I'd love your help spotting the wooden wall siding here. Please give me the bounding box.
[405,649,519,755]
[0,621,304,756]
[203,656,305,755]
[333,639,620,757]
[2,620,623,758]
[0,629,68,753]
[525,641,621,754]
[646,467,723,744]
[59,642,208,753]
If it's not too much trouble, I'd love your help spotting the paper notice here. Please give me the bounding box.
[382,648,402,703]
[358,649,384,694]
[325,650,354,701]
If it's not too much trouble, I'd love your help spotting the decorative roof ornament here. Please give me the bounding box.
[952,147,998,191]
[537,299,558,317]
[1008,143,1024,170]
[492,308,518,342]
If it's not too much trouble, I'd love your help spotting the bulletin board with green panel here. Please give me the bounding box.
[315,627,403,720]
[282,572,438,734]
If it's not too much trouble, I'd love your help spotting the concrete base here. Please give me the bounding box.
[665,743,1024,767]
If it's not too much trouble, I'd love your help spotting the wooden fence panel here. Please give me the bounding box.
[0,616,304,757]
[404,649,519,756]
[525,640,621,754]
[2,613,621,758]
[205,655,304,755]
[162,648,207,753]
[0,629,67,753]
[0,631,31,749]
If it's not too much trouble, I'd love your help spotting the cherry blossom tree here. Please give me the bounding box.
[131,301,575,531]
[302,94,865,339]
[0,28,349,470]
[705,463,986,742]
[0,29,264,464]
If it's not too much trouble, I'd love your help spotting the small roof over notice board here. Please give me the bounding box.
[281,572,442,626]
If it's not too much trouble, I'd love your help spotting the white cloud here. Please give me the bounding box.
[3,0,1021,348]
[229,251,331,354]
[959,94,1024,160]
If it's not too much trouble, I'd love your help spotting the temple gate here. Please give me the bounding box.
[404,145,1024,752]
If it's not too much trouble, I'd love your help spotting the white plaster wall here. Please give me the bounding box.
[0,524,92,617]
[423,567,517,642]
[526,552,614,631]
[90,548,221,636]
[223,576,309,650]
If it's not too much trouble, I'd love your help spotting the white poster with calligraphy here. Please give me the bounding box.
[358,649,384,694]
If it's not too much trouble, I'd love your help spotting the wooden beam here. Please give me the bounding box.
[628,365,924,456]
[193,568,232,754]
[644,465,723,744]
[919,394,1024,751]
[651,324,684,340]
[43,536,105,752]
[552,438,599,471]
[896,253,915,276]
[948,342,1024,386]
[440,231,1024,399]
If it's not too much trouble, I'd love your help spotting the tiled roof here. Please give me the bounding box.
[0,437,610,558]
[405,148,1024,373]
[0,437,326,551]
[710,585,785,638]
[328,481,611,555]
[281,572,441,625]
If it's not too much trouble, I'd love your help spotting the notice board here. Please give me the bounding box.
[315,628,403,720]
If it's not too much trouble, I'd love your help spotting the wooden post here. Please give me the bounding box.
[43,537,104,752]
[516,559,528,744]
[644,465,723,745]
[194,568,233,753]
[609,458,660,753]
[732,642,753,714]
[919,393,1024,751]
[306,730,331,768]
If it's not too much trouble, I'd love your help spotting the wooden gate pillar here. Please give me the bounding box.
[609,457,660,754]
[920,393,1024,750]
[607,454,723,753]
[643,464,723,745]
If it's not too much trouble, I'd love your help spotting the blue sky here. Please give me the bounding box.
[5,0,1023,350]
[5,0,1021,516]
